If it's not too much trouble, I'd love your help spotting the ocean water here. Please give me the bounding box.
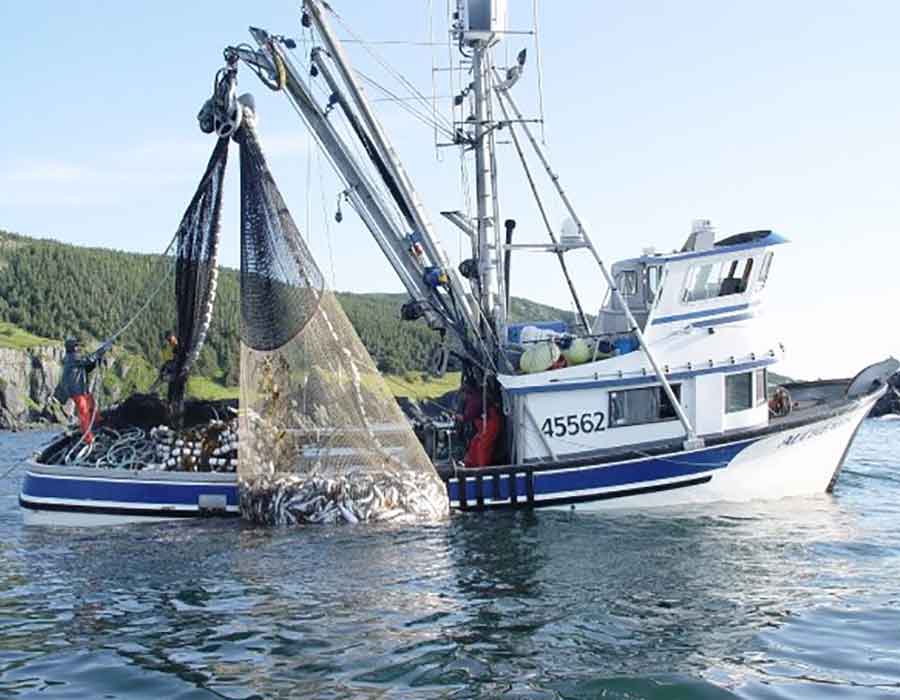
[1,420,899,699]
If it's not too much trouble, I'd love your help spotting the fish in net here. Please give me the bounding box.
[235,111,448,525]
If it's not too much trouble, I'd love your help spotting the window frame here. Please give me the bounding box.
[725,371,754,413]
[754,368,768,406]
[756,252,774,290]
[617,270,639,297]
[681,256,756,304]
[645,264,663,304]
[608,383,682,428]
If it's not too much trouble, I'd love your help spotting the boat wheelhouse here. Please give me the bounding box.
[503,226,788,464]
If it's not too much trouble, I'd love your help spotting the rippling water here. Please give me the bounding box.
[1,420,899,699]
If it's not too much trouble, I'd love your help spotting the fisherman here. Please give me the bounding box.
[455,369,502,467]
[61,336,111,444]
[148,331,182,406]
[159,331,179,385]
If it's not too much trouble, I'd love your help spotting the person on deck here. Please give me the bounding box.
[153,331,178,403]
[456,372,502,468]
[61,337,111,444]
[159,332,179,384]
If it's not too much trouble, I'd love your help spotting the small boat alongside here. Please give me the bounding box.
[19,462,239,526]
[20,397,241,526]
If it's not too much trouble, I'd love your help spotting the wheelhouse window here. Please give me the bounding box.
[755,369,767,406]
[609,384,681,427]
[645,265,663,303]
[616,270,639,296]
[725,372,753,413]
[682,257,755,303]
[755,252,774,291]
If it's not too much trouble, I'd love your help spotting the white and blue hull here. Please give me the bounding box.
[446,389,879,512]
[19,386,883,525]
[19,465,240,526]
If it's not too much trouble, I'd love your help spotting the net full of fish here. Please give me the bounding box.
[235,117,449,526]
[239,468,448,525]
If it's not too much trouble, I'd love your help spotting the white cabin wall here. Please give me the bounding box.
[693,374,725,435]
[603,421,687,449]
[517,383,692,461]
[520,389,612,459]
[722,404,768,432]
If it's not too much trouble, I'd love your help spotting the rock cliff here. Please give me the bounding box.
[0,345,68,430]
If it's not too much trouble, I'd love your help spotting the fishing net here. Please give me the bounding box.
[168,137,229,412]
[235,115,448,525]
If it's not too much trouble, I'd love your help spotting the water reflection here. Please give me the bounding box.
[442,497,870,693]
[0,424,899,698]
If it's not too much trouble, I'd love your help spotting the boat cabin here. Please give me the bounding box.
[500,226,788,464]
[596,225,786,339]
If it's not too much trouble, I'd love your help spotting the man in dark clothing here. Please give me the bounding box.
[61,337,111,444]
[149,331,179,397]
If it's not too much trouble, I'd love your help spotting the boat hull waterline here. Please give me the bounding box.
[19,467,239,527]
[446,389,881,512]
[19,387,883,525]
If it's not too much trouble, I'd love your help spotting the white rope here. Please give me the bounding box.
[107,232,179,344]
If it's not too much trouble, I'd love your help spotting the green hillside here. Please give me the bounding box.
[0,229,576,396]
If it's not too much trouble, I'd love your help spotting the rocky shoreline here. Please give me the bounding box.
[0,345,69,431]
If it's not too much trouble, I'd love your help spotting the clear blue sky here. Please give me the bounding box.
[1,1,898,379]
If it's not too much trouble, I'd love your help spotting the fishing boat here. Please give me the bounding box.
[223,1,894,512]
[20,399,241,526]
[20,461,239,526]
[20,0,896,525]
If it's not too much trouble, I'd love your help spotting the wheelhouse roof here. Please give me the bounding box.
[617,230,788,267]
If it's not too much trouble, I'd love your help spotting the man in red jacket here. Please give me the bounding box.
[457,375,501,468]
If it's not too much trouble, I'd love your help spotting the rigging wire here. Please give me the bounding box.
[328,8,456,134]
[428,0,441,161]
[287,44,410,230]
[337,39,450,46]
[355,69,456,139]
[277,50,467,337]
[532,0,547,144]
[106,230,180,345]
[494,82,591,332]
[446,0,457,137]
[370,95,456,103]
[285,14,491,365]
[316,147,338,288]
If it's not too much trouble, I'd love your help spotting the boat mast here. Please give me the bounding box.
[458,0,507,347]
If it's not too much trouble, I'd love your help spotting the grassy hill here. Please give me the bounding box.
[0,229,576,399]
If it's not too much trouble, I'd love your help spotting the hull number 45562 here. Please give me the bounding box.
[541,411,606,438]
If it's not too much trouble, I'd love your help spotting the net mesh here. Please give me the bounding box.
[239,119,324,352]
[235,118,448,525]
[168,137,228,411]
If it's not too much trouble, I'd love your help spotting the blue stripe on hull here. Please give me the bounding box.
[21,472,239,507]
[448,438,755,506]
